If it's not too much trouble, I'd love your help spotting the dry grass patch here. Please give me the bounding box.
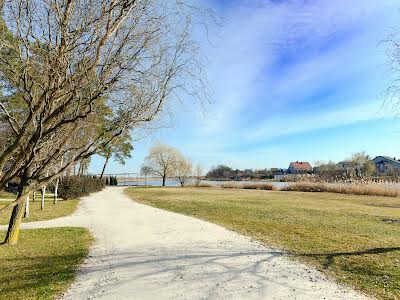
[126,187,400,300]
[220,182,244,189]
[283,182,400,197]
[243,183,277,190]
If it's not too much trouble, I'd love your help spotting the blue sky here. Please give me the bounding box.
[89,0,400,174]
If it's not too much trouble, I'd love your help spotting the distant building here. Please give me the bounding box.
[288,161,312,174]
[373,156,400,174]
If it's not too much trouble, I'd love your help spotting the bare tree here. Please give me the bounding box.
[193,164,204,187]
[140,165,152,187]
[0,0,212,245]
[142,143,182,186]
[175,157,192,187]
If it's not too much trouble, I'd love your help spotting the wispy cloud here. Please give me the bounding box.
[90,1,400,172]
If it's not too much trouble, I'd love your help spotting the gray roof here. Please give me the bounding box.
[373,156,400,166]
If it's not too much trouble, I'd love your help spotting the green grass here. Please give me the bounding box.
[0,191,17,200]
[0,227,93,300]
[126,187,400,300]
[0,197,80,225]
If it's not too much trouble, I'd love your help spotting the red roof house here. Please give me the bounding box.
[288,161,312,174]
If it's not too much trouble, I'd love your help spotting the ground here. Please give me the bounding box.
[126,187,400,300]
[0,228,92,300]
[0,187,384,299]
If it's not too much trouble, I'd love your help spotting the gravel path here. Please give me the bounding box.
[2,187,369,299]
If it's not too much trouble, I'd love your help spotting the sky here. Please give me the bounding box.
[89,0,400,174]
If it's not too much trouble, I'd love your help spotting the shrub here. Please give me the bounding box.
[58,176,105,200]
[106,176,119,186]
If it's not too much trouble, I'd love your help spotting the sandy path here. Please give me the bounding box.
[2,187,368,299]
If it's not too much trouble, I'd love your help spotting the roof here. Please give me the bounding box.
[373,156,400,165]
[289,161,312,170]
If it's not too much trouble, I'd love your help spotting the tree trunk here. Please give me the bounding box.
[24,196,30,218]
[32,191,36,202]
[100,155,110,179]
[162,176,166,186]
[144,175,147,187]
[3,183,26,245]
[41,186,46,210]
[54,179,59,204]
[78,162,83,177]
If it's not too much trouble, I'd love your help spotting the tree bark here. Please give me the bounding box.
[100,154,110,179]
[54,179,59,204]
[3,182,26,245]
[162,176,166,186]
[78,162,83,177]
[24,196,30,218]
[41,186,46,210]
[32,191,36,202]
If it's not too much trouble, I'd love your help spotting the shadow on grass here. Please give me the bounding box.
[296,247,400,268]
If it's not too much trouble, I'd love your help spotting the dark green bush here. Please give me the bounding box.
[58,176,105,200]
[106,176,119,186]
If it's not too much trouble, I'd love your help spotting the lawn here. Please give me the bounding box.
[0,191,17,200]
[0,227,93,300]
[0,197,80,225]
[126,187,400,300]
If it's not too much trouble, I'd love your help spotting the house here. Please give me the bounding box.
[288,161,312,174]
[372,156,400,174]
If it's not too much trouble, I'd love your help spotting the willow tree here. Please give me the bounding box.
[142,143,183,186]
[175,156,192,187]
[0,0,211,245]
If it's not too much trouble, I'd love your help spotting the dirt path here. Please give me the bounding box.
[3,187,368,299]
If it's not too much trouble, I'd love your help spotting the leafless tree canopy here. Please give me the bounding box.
[384,30,400,114]
[0,0,211,200]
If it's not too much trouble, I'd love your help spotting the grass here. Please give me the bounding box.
[0,191,17,200]
[0,197,80,225]
[126,187,400,300]
[0,227,93,300]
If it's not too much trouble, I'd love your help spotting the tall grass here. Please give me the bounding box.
[221,182,277,191]
[221,182,244,189]
[282,182,400,197]
[243,183,277,191]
